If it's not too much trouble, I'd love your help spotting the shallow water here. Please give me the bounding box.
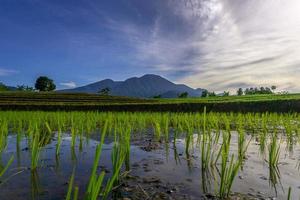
[0,131,300,199]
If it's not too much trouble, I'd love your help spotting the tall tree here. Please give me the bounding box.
[35,76,56,92]
[201,89,208,97]
[237,88,243,96]
[178,92,188,98]
[0,82,9,91]
[98,87,110,95]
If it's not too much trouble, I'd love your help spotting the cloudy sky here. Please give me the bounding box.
[0,0,300,92]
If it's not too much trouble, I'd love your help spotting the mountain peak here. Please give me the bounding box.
[61,74,204,98]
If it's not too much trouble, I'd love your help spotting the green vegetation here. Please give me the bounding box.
[1,92,300,112]
[0,156,14,178]
[35,76,56,92]
[0,110,300,198]
[98,87,110,95]
[0,83,9,92]
[178,92,188,98]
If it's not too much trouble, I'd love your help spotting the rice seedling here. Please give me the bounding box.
[84,120,107,200]
[217,127,241,198]
[268,133,280,168]
[0,155,14,178]
[66,169,78,200]
[287,186,291,200]
[56,125,62,156]
[30,124,40,171]
[30,170,41,199]
[0,110,300,199]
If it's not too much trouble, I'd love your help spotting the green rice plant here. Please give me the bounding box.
[237,117,252,166]
[217,129,241,198]
[0,155,14,178]
[85,144,106,200]
[123,125,131,171]
[84,121,107,200]
[268,133,280,168]
[102,143,126,199]
[56,126,62,156]
[71,126,77,149]
[0,120,8,155]
[66,169,79,200]
[30,170,41,199]
[30,124,40,171]
[287,186,291,200]
[259,117,268,156]
[73,187,79,200]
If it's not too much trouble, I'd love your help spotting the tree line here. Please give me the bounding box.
[0,76,56,92]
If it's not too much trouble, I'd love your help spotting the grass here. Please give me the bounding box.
[1,111,300,198]
[66,169,76,200]
[30,124,40,171]
[1,91,300,112]
[0,156,14,178]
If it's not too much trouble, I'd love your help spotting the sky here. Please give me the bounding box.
[0,0,300,92]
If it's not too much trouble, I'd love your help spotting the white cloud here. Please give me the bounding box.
[104,0,300,92]
[0,68,19,76]
[60,81,77,88]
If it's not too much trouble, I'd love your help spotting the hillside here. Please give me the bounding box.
[61,74,204,98]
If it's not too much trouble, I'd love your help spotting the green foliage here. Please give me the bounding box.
[244,86,274,95]
[237,88,243,96]
[0,156,14,178]
[153,94,162,99]
[16,85,35,92]
[223,91,230,96]
[201,89,208,97]
[35,76,56,92]
[0,83,9,92]
[0,110,300,199]
[98,87,110,95]
[178,92,188,98]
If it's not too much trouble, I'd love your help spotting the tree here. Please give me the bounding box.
[208,91,216,97]
[153,94,162,99]
[223,91,230,96]
[178,92,188,98]
[17,85,35,92]
[237,88,243,96]
[98,87,110,95]
[35,76,56,92]
[201,89,208,97]
[271,85,277,91]
[0,82,9,91]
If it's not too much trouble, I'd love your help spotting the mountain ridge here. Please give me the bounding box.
[61,74,204,98]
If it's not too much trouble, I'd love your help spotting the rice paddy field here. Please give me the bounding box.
[0,111,300,199]
[1,92,300,112]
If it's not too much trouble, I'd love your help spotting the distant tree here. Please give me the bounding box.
[271,85,277,92]
[208,91,216,97]
[153,94,162,99]
[98,87,110,95]
[237,88,243,96]
[243,86,275,95]
[0,82,9,91]
[17,85,35,92]
[178,92,188,98]
[35,76,56,92]
[201,89,208,97]
[223,91,230,96]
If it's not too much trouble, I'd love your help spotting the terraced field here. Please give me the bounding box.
[0,92,300,112]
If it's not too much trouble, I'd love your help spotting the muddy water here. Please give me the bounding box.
[0,132,300,200]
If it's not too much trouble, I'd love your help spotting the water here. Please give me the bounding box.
[0,131,300,199]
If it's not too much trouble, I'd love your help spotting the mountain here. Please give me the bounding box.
[61,74,204,98]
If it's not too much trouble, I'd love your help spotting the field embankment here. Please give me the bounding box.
[0,92,300,112]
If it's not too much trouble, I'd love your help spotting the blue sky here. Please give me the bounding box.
[1,0,300,92]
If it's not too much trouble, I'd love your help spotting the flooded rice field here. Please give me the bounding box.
[0,111,300,199]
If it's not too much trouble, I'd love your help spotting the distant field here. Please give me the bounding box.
[0,91,300,112]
